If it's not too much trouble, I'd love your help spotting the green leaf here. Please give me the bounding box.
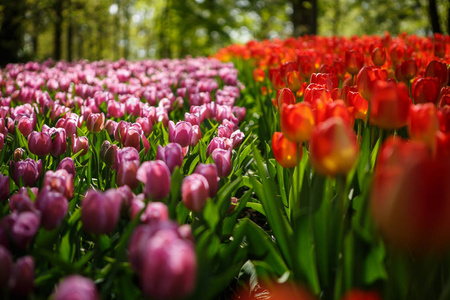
[245,202,266,216]
[363,242,387,284]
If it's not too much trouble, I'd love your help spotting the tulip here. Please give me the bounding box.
[0,246,12,289]
[400,59,418,81]
[156,143,183,173]
[190,124,202,146]
[357,66,388,101]
[9,192,36,213]
[274,88,295,109]
[408,103,439,151]
[0,174,9,202]
[139,229,196,299]
[168,121,192,148]
[136,117,153,136]
[99,140,117,166]
[28,131,52,156]
[371,47,386,66]
[194,163,219,198]
[71,135,89,156]
[370,81,412,129]
[53,275,100,300]
[17,115,34,137]
[49,127,67,157]
[280,102,315,143]
[230,130,245,149]
[347,90,368,120]
[117,160,140,189]
[389,43,405,65]
[81,189,122,234]
[310,73,339,90]
[212,148,232,178]
[35,188,68,230]
[86,112,105,133]
[438,106,450,133]
[140,202,169,225]
[0,133,3,151]
[310,117,358,177]
[182,174,210,212]
[115,147,140,170]
[104,119,118,136]
[342,290,382,300]
[280,61,298,81]
[8,256,34,296]
[371,137,450,252]
[426,60,448,87]
[11,211,40,249]
[136,160,171,200]
[57,157,76,178]
[107,100,125,118]
[55,116,78,137]
[13,148,25,162]
[272,132,300,169]
[412,77,440,104]
[345,49,364,75]
[286,70,302,93]
[269,68,286,90]
[13,158,42,187]
[297,53,316,79]
[252,68,265,82]
[43,169,74,200]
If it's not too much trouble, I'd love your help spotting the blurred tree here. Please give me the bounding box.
[428,0,442,33]
[291,0,318,35]
[0,0,26,65]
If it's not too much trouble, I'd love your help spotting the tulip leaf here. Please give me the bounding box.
[217,176,242,216]
[245,202,266,216]
[204,199,220,232]
[363,242,387,284]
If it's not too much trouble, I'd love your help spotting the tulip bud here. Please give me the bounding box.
[212,148,232,178]
[194,163,219,198]
[230,130,245,149]
[35,188,68,230]
[190,124,202,147]
[17,116,34,137]
[141,202,169,225]
[136,160,171,200]
[50,127,67,157]
[412,77,440,104]
[408,103,439,151]
[57,157,76,178]
[136,117,153,136]
[43,169,74,199]
[0,246,12,289]
[13,158,42,187]
[274,88,295,109]
[272,131,300,168]
[0,174,9,202]
[72,135,89,156]
[13,148,25,162]
[117,160,140,189]
[345,49,364,75]
[286,70,302,93]
[400,59,418,81]
[104,119,118,136]
[310,117,358,177]
[53,275,100,300]
[371,47,386,67]
[426,60,448,87]
[169,121,192,148]
[253,68,265,82]
[156,143,183,173]
[81,189,122,234]
[182,174,209,212]
[281,102,315,143]
[11,211,40,249]
[357,66,388,101]
[8,256,34,296]
[86,112,105,133]
[28,131,52,156]
[100,140,117,166]
[139,229,196,299]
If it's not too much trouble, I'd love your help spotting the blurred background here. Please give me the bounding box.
[0,0,449,65]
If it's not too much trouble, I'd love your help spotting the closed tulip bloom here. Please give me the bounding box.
[28,131,52,156]
[194,163,219,197]
[426,60,448,87]
[136,160,171,200]
[99,140,117,166]
[281,102,315,143]
[182,174,210,212]
[139,229,196,299]
[140,202,169,225]
[274,88,296,109]
[117,160,140,189]
[57,157,76,178]
[438,106,450,133]
[357,66,388,101]
[136,117,153,136]
[81,189,122,234]
[48,127,67,157]
[272,132,300,169]
[107,100,125,118]
[122,125,141,150]
[11,211,40,249]
[8,256,34,296]
[104,119,118,136]
[212,148,232,178]
[370,81,412,129]
[9,192,36,213]
[389,43,405,65]
[156,143,183,173]
[230,130,245,149]
[169,121,192,148]
[400,59,418,81]
[408,103,439,151]
[0,174,9,202]
[371,137,450,252]
[371,47,386,66]
[0,246,12,289]
[310,117,358,177]
[286,70,302,93]
[190,125,202,147]
[86,112,105,133]
[347,90,368,120]
[0,133,3,151]
[71,135,89,156]
[56,116,78,137]
[13,158,43,187]
[17,116,34,137]
[53,275,100,300]
[345,49,364,75]
[310,73,339,90]
[252,68,265,82]
[35,188,68,230]
[412,77,440,104]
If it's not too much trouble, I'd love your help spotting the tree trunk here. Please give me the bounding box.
[428,0,442,33]
[123,3,131,59]
[447,0,450,34]
[67,0,73,61]
[54,0,64,60]
[0,0,26,65]
[158,1,171,58]
[291,0,318,36]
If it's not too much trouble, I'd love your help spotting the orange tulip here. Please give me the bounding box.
[347,90,368,120]
[309,117,358,177]
[272,132,301,168]
[286,70,302,93]
[280,102,315,143]
[370,81,412,129]
[252,68,265,83]
[371,137,450,252]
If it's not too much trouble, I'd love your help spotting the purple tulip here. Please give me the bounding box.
[48,127,67,157]
[8,256,34,296]
[0,133,4,151]
[156,143,183,173]
[141,202,169,225]
[53,275,100,300]
[71,135,89,156]
[16,116,35,137]
[11,211,40,249]
[115,147,140,170]
[0,245,12,289]
[136,160,171,200]
[13,158,42,187]
[169,120,192,148]
[194,163,219,197]
[0,174,9,202]
[100,140,117,166]
[117,160,139,189]
[231,130,245,149]
[107,100,125,118]
[28,131,52,156]
[182,174,209,212]
[35,187,68,230]
[136,117,153,136]
[56,116,78,137]
[81,189,122,234]
[212,148,232,178]
[57,157,76,178]
[86,112,105,133]
[9,192,36,213]
[104,119,118,136]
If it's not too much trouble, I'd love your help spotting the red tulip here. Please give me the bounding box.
[426,60,448,87]
[371,47,386,67]
[345,49,364,75]
[408,103,439,151]
[310,73,339,90]
[400,59,418,80]
[252,68,265,83]
[272,132,301,169]
[280,102,315,143]
[357,66,388,101]
[412,77,440,104]
[286,70,302,93]
[274,88,296,109]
